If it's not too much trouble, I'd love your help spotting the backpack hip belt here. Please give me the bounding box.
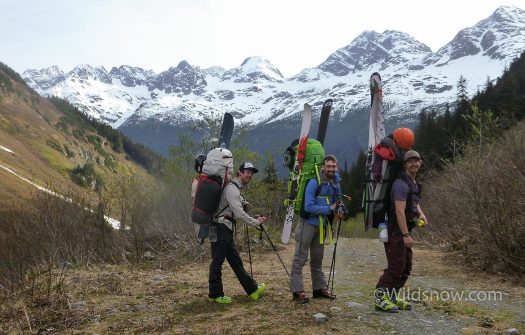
[217,215,234,222]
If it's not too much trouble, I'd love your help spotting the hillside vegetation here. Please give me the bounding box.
[0,62,162,208]
[0,62,176,295]
[413,51,525,276]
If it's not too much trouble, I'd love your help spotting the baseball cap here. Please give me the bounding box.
[239,162,258,173]
[403,150,421,162]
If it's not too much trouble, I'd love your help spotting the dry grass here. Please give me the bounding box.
[0,235,349,334]
[1,237,523,334]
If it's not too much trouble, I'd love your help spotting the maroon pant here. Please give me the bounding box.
[376,223,413,290]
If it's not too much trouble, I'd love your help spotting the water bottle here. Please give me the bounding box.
[209,225,217,243]
[378,222,388,243]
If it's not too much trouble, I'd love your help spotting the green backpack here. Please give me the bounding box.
[284,138,325,214]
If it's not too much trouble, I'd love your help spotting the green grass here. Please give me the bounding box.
[422,298,518,330]
[32,139,73,176]
[339,213,377,239]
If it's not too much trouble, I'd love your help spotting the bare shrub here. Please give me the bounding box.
[113,174,205,263]
[233,179,287,252]
[0,188,123,293]
[422,123,525,275]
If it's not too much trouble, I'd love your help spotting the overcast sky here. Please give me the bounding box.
[1,0,524,77]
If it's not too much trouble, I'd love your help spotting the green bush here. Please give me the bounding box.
[70,163,103,189]
[46,138,64,154]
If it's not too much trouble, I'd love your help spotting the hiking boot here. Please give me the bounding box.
[292,291,310,304]
[393,294,412,310]
[374,289,399,313]
[249,283,267,301]
[313,288,336,299]
[208,295,232,304]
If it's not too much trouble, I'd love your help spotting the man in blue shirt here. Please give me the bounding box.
[290,155,342,303]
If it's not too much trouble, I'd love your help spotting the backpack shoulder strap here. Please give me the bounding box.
[397,174,421,211]
[214,181,240,220]
[315,181,322,197]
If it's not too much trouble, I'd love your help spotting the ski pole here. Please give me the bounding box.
[327,218,342,298]
[245,223,253,277]
[260,225,291,280]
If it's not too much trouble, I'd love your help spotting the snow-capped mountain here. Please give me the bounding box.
[109,65,155,87]
[23,6,525,160]
[317,30,432,76]
[24,65,65,90]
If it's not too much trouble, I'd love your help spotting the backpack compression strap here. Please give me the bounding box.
[319,195,333,245]
[314,163,333,245]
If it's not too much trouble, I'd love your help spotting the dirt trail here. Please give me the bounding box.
[2,237,524,334]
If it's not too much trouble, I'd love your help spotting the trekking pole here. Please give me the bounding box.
[245,223,253,277]
[260,225,291,280]
[327,217,342,297]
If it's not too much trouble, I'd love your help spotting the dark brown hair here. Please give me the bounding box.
[323,155,337,165]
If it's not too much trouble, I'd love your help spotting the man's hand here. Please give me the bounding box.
[419,213,428,225]
[403,235,414,248]
[330,203,337,211]
[333,202,350,221]
[256,216,267,224]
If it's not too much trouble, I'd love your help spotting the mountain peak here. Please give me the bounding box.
[318,30,430,76]
[239,56,283,78]
[23,65,64,78]
[176,60,193,70]
[428,5,525,64]
[377,30,431,53]
[221,56,283,83]
[109,65,154,87]
[22,65,65,91]
[492,5,525,22]
[149,61,207,94]
[69,64,111,83]
[44,65,64,76]
[354,30,380,42]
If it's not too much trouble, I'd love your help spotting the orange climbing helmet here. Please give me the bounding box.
[393,127,415,150]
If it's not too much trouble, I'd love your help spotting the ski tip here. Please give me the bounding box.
[304,104,312,114]
[224,113,234,123]
[323,99,333,105]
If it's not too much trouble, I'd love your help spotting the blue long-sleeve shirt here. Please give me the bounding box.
[303,173,342,226]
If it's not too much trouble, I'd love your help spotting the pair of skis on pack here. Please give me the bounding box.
[363,72,385,232]
[281,99,333,244]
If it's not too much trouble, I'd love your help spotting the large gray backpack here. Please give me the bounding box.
[191,147,233,226]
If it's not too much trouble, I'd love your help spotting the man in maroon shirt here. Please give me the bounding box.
[374,150,428,312]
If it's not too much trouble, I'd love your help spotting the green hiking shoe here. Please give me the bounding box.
[393,294,412,310]
[374,289,399,313]
[249,283,267,301]
[208,295,232,304]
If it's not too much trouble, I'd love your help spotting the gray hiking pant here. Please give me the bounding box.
[290,219,326,293]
